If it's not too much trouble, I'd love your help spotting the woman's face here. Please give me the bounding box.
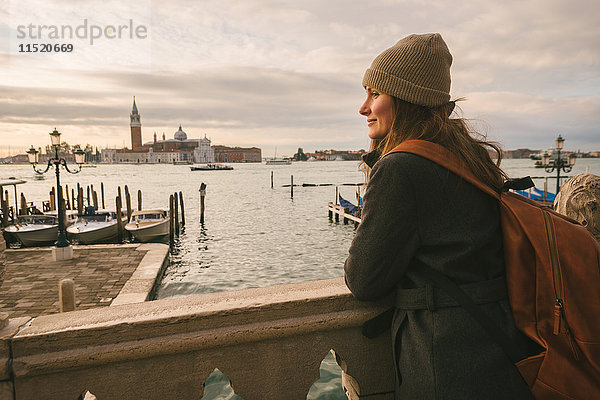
[359,87,394,140]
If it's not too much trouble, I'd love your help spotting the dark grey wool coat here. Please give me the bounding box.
[344,151,533,400]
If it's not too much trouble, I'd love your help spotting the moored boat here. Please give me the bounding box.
[125,209,169,242]
[67,210,126,244]
[4,214,60,247]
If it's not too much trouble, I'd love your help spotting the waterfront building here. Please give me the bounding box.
[213,145,262,163]
[100,98,216,164]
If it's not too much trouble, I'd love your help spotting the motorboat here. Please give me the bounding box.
[190,163,233,171]
[67,210,127,244]
[125,209,169,242]
[4,214,60,247]
[4,210,77,247]
[265,158,291,165]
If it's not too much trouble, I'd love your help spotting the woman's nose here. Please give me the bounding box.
[359,100,370,116]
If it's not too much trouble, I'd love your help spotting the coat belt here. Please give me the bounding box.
[395,276,507,311]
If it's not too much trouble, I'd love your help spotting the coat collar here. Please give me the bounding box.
[362,150,380,168]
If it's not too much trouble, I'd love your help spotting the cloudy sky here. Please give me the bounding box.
[1,0,598,157]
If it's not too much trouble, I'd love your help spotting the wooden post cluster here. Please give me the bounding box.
[168,191,185,245]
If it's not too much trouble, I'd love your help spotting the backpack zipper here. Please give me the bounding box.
[543,210,580,360]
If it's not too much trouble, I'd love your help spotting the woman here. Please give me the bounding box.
[344,33,534,399]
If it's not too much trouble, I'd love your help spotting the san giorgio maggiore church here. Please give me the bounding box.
[101,98,261,164]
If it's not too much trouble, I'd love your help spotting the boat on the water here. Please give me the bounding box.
[190,164,233,171]
[67,210,126,244]
[125,209,169,242]
[266,159,291,165]
[4,210,78,247]
[4,214,60,247]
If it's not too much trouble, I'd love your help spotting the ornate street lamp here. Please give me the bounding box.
[27,129,85,257]
[542,134,576,194]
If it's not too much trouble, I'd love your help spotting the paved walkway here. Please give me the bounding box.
[0,245,148,318]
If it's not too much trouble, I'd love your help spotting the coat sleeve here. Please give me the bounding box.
[344,154,420,300]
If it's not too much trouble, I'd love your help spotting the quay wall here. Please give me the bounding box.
[0,277,395,400]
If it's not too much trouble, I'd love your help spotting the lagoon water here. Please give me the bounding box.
[2,157,600,399]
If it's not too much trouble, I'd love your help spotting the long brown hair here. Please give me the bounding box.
[364,97,508,191]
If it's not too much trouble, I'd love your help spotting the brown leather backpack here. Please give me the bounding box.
[390,140,600,399]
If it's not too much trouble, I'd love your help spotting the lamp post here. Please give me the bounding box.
[27,129,85,259]
[542,134,577,195]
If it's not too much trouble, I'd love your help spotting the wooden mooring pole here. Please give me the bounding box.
[50,187,56,211]
[291,175,294,199]
[179,191,185,227]
[65,184,70,210]
[101,182,105,209]
[59,279,75,312]
[125,185,132,222]
[116,195,123,243]
[271,171,274,189]
[77,187,84,216]
[169,194,175,243]
[174,192,180,236]
[199,183,206,224]
[137,190,142,211]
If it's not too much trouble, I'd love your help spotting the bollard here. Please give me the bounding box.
[59,279,76,312]
[179,191,185,227]
[101,182,105,209]
[199,183,206,223]
[137,190,142,211]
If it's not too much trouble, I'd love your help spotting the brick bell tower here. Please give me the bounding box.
[130,96,142,150]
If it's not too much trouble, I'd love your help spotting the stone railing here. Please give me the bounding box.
[1,278,395,400]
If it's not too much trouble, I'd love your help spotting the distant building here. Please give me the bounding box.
[305,150,366,161]
[101,98,216,164]
[213,146,262,163]
[503,148,540,159]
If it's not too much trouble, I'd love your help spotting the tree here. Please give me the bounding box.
[293,147,308,161]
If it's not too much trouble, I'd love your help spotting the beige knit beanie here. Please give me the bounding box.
[362,33,452,108]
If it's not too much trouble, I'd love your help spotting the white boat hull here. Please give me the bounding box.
[67,221,120,244]
[125,219,169,242]
[5,225,58,247]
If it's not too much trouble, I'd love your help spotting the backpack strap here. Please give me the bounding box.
[387,140,501,199]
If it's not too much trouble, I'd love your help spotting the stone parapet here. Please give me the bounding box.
[5,278,394,400]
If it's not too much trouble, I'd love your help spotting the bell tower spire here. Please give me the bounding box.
[130,96,142,150]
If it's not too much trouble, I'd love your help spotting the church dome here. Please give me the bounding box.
[174,125,187,140]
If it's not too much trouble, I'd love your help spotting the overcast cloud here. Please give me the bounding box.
[1,0,598,157]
